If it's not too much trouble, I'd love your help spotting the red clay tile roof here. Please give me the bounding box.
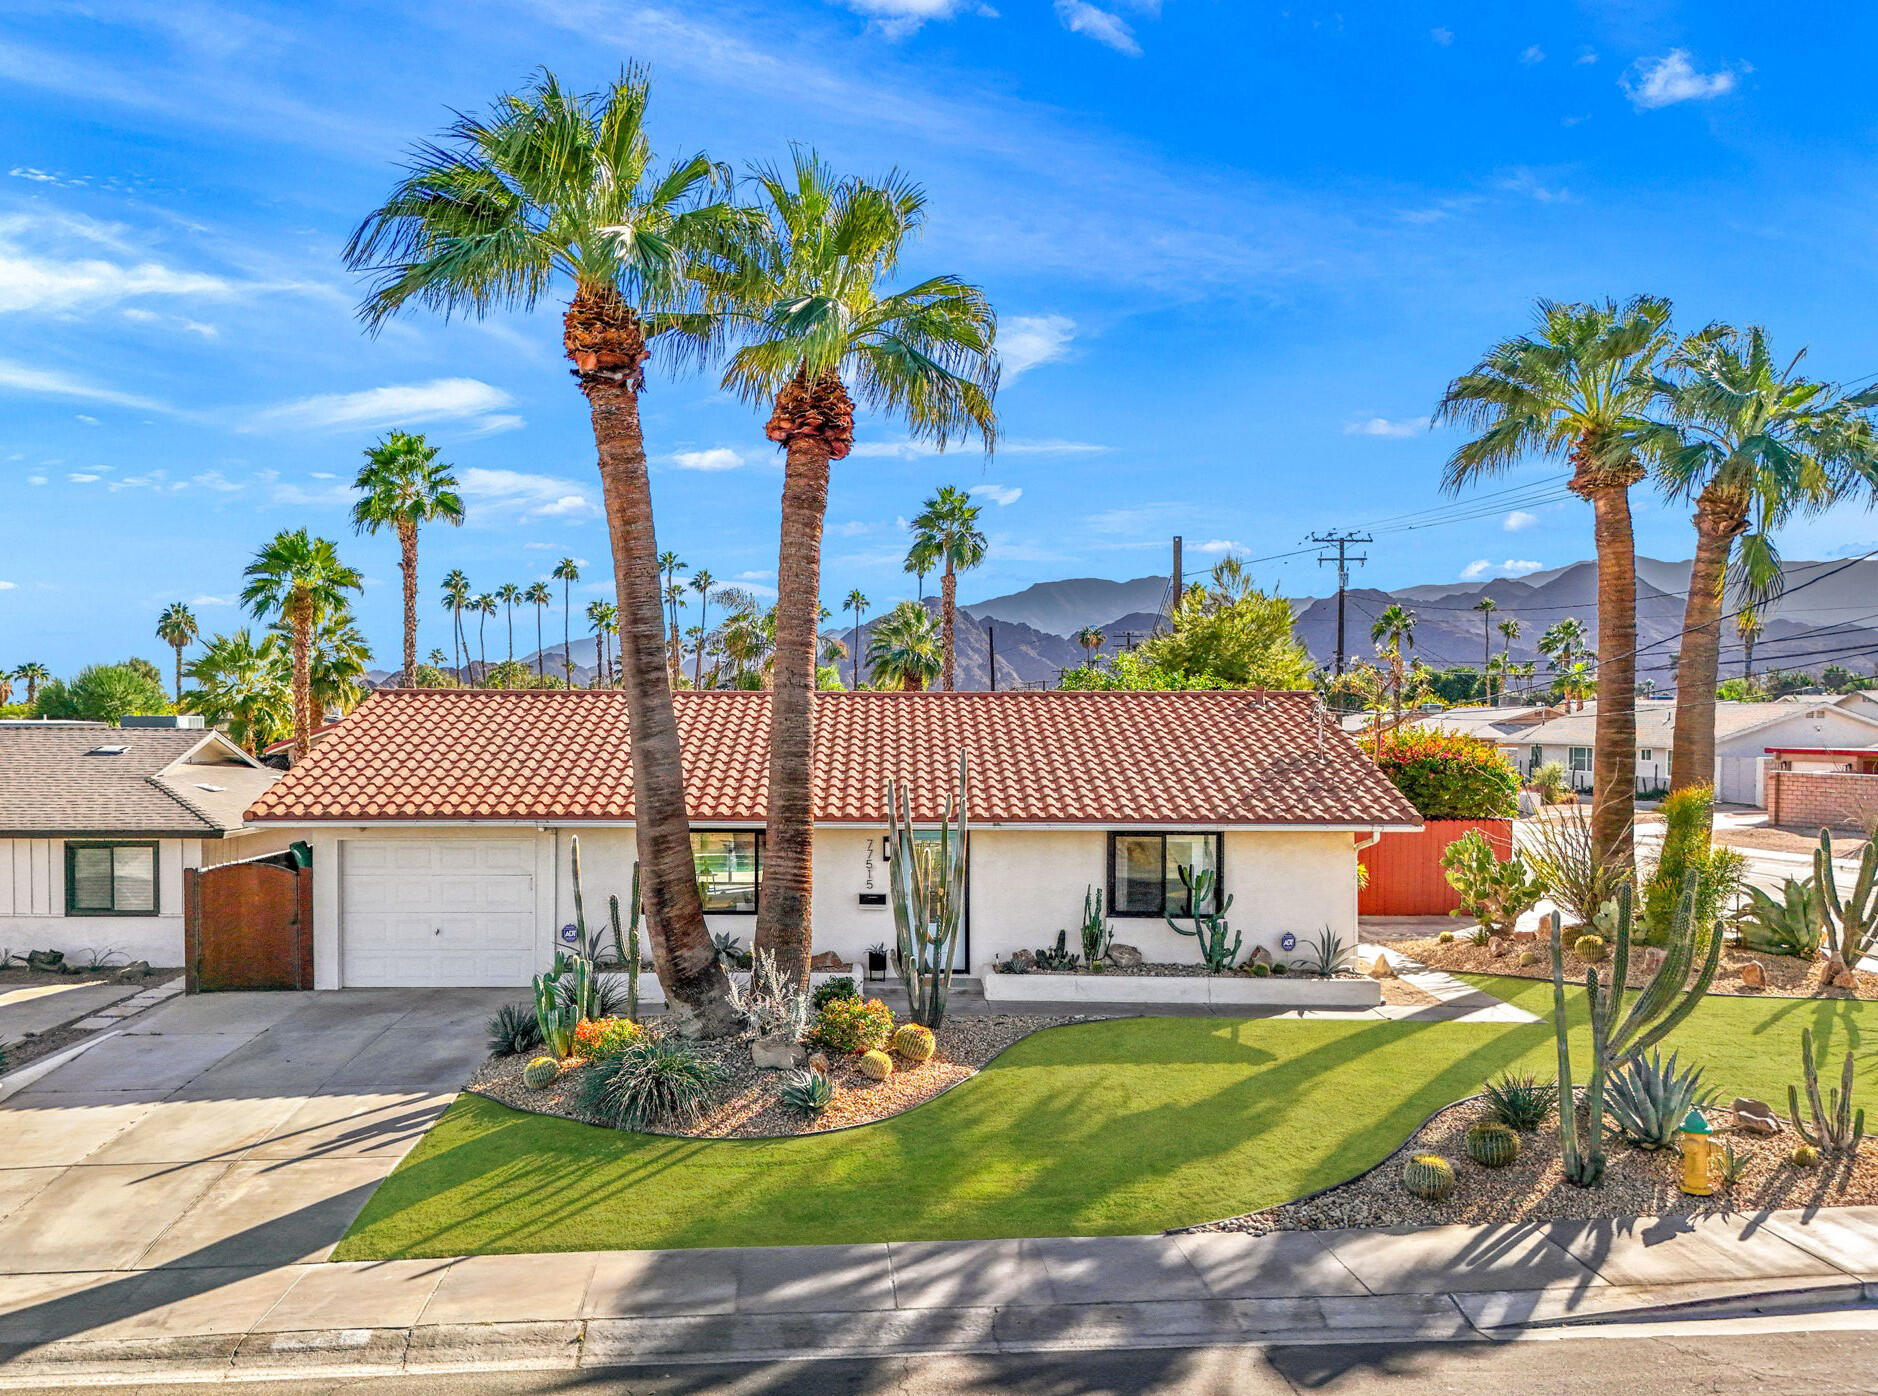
[244,689,1421,828]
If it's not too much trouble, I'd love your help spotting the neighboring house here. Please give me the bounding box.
[244,689,1422,989]
[1497,699,1878,805]
[1406,703,1566,744]
[0,719,290,965]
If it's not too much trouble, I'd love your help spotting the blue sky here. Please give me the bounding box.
[4,0,1877,673]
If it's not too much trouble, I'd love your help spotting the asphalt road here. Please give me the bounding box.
[12,1325,1877,1395]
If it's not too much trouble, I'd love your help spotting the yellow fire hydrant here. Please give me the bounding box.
[1679,1107,1715,1196]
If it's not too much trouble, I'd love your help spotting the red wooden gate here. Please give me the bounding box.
[184,855,313,991]
[1358,819,1512,916]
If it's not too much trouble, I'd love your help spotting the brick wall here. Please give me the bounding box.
[1765,770,1878,832]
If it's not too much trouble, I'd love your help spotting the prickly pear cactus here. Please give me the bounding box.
[892,1024,936,1063]
[859,1049,894,1081]
[1465,1121,1520,1169]
[1401,1154,1455,1201]
[522,1056,559,1090]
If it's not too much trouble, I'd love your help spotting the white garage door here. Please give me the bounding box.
[341,839,538,987]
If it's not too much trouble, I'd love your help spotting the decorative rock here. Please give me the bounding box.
[1105,943,1145,968]
[1832,968,1858,990]
[1639,947,1667,973]
[751,1033,807,1071]
[1732,1097,1782,1135]
[1511,929,1537,945]
[115,961,152,982]
[807,1051,831,1075]
[1738,960,1766,989]
[808,951,849,973]
[1488,936,1510,958]
[1366,955,1395,980]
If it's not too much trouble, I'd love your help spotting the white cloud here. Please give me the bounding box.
[835,520,876,537]
[0,358,167,411]
[735,570,775,581]
[1461,558,1543,580]
[838,0,991,39]
[670,447,746,472]
[851,437,1104,459]
[971,484,1023,506]
[458,466,597,521]
[1054,0,1140,55]
[190,470,242,492]
[308,471,335,480]
[26,475,46,485]
[9,167,79,186]
[74,413,99,425]
[67,472,101,483]
[0,215,236,316]
[1520,44,1545,64]
[1496,167,1571,203]
[1430,27,1453,45]
[247,378,518,435]
[1191,539,1242,554]
[1625,51,1739,110]
[0,580,16,590]
[1575,48,1599,65]
[1000,313,1075,379]
[187,594,235,607]
[1503,510,1539,532]
[1343,416,1428,438]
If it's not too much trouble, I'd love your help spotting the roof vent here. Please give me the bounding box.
[195,783,226,792]
[86,744,130,756]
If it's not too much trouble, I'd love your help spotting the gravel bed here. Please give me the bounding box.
[471,1012,1076,1138]
[1007,962,1368,980]
[1400,937,1878,1001]
[1190,1095,1878,1234]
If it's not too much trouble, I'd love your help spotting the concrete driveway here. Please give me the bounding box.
[0,988,507,1284]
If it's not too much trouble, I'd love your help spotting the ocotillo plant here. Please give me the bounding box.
[1816,829,1878,979]
[887,753,968,1028]
[1547,880,1721,1186]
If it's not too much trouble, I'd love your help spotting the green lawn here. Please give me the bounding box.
[336,978,1878,1259]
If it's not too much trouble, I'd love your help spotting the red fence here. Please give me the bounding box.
[1358,819,1512,916]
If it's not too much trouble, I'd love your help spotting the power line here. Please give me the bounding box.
[1311,531,1370,676]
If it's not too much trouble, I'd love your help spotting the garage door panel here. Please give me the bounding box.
[341,838,540,987]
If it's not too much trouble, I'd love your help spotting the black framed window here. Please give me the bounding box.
[1107,832,1222,918]
[691,831,761,914]
[65,842,160,916]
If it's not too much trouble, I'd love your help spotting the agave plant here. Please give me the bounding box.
[1734,877,1825,959]
[1607,1049,1711,1150]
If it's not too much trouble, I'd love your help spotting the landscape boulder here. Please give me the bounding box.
[1488,936,1510,958]
[751,1033,807,1071]
[1737,960,1766,990]
[808,951,850,974]
[1105,943,1144,969]
[1733,1098,1782,1135]
[1366,955,1396,980]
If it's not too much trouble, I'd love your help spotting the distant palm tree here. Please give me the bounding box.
[867,600,942,691]
[471,593,496,682]
[658,551,685,683]
[240,530,362,757]
[844,589,869,689]
[1737,607,1765,682]
[551,558,580,683]
[689,569,715,688]
[440,569,471,678]
[349,430,463,684]
[1496,617,1524,703]
[426,648,448,669]
[155,602,200,703]
[907,486,989,691]
[275,606,374,717]
[1369,603,1418,724]
[494,583,523,664]
[1439,296,1677,875]
[1472,597,1497,702]
[524,582,553,680]
[1538,617,1590,710]
[587,600,618,686]
[662,582,688,684]
[1075,625,1105,664]
[12,662,50,705]
[182,630,291,753]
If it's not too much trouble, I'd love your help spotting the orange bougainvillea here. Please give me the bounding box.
[1363,726,1520,821]
[571,1016,641,1061]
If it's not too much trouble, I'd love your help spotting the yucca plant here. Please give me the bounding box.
[1482,1072,1553,1132]
[485,1002,543,1057]
[1607,1050,1710,1150]
[579,1038,728,1131]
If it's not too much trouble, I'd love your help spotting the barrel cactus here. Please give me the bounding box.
[1401,1154,1455,1201]
[1791,1142,1821,1169]
[1517,949,1538,967]
[522,1056,559,1090]
[858,1049,894,1081]
[1465,1121,1520,1169]
[1573,933,1607,964]
[892,1024,936,1063]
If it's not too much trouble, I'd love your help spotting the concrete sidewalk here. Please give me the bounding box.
[2,1209,1873,1381]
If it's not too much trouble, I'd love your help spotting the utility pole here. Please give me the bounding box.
[1311,531,1371,676]
[987,623,996,692]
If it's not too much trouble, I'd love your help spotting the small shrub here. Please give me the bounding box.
[1401,1154,1455,1201]
[1791,1142,1820,1169]
[779,1067,834,1114]
[858,1049,894,1080]
[486,1002,543,1057]
[579,1039,728,1131]
[1523,806,1628,928]
[1573,933,1606,964]
[571,1016,641,1060]
[1482,1072,1552,1132]
[1531,761,1571,806]
[810,996,895,1055]
[1364,727,1520,820]
[892,1023,936,1062]
[1270,961,1288,975]
[1468,925,1492,948]
[1465,1121,1520,1168]
[811,976,859,1012]
[522,1056,559,1090]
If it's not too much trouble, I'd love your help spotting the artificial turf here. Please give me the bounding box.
[335,980,1878,1259]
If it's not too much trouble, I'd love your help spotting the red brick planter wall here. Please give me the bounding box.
[1766,770,1878,833]
[1358,818,1513,916]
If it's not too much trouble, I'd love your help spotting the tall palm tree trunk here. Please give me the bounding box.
[851,608,862,690]
[569,293,735,1036]
[753,434,832,986]
[940,560,958,691]
[1581,459,1643,873]
[171,644,184,704]
[562,583,572,685]
[535,608,545,681]
[693,597,709,689]
[477,616,487,682]
[1668,487,1748,796]
[290,592,314,758]
[398,521,419,686]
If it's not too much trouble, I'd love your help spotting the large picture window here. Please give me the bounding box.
[1107,832,1222,918]
[65,842,159,916]
[691,831,761,914]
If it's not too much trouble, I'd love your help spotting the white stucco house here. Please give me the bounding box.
[0,719,287,965]
[242,688,1422,990]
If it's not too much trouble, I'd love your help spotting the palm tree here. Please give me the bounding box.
[1655,325,1878,795]
[349,430,463,684]
[182,630,292,753]
[277,606,374,716]
[906,486,989,691]
[661,582,688,684]
[587,600,617,686]
[867,600,942,690]
[155,602,200,703]
[677,152,997,983]
[1369,603,1417,724]
[689,569,715,687]
[12,662,49,706]
[1557,659,1597,711]
[1472,597,1497,703]
[1439,296,1676,872]
[1737,606,1765,683]
[1496,617,1524,704]
[240,530,362,757]
[1075,625,1105,664]
[658,552,686,684]
[426,647,448,669]
[1538,617,1591,710]
[843,589,869,690]
[524,582,553,680]
[906,549,932,601]
[495,583,523,664]
[471,593,496,681]
[346,66,739,1034]
[440,570,471,678]
[551,557,581,684]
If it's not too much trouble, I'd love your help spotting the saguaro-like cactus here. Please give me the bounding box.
[887,754,969,1029]
[1817,829,1878,979]
[1789,1026,1866,1156]
[610,862,643,1023]
[1166,865,1241,972]
[1547,880,1722,1186]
